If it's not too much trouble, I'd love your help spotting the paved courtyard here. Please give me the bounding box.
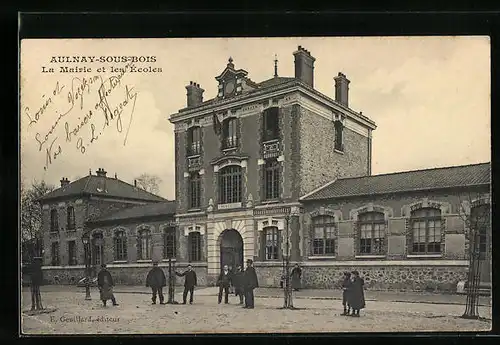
[21,286,492,334]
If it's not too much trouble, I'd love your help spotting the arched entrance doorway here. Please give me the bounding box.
[220,229,243,271]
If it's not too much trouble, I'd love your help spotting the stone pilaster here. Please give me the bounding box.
[290,214,300,261]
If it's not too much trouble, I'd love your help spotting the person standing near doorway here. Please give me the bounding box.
[217,264,232,304]
[146,261,166,305]
[97,264,119,307]
[232,265,244,304]
[176,264,197,304]
[243,259,259,309]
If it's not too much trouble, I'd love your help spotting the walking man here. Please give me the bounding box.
[232,265,244,304]
[176,264,197,304]
[146,261,166,305]
[341,271,352,315]
[97,264,119,307]
[217,264,232,304]
[29,257,43,311]
[348,270,366,317]
[243,259,259,309]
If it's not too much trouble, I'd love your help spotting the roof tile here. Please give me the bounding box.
[301,162,491,201]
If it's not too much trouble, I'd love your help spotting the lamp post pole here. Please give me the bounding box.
[82,233,92,300]
[281,207,299,310]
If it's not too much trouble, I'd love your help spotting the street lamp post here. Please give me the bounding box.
[81,234,92,300]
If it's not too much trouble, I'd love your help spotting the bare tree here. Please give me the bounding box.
[135,173,162,195]
[457,190,491,319]
[21,180,55,261]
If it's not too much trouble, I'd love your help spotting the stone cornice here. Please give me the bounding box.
[169,81,376,131]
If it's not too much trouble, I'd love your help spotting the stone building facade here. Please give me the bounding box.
[169,47,377,286]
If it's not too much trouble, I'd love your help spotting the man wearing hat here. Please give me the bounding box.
[242,259,259,309]
[146,261,167,305]
[97,264,119,307]
[340,271,352,316]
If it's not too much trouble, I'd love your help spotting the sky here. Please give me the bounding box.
[20,37,491,200]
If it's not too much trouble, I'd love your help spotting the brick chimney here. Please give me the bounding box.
[186,81,205,108]
[293,46,316,88]
[95,168,107,192]
[60,177,70,187]
[334,72,350,107]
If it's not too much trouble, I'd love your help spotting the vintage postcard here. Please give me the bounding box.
[20,36,491,334]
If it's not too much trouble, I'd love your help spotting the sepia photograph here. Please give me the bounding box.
[19,36,491,334]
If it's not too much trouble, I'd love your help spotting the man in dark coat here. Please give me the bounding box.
[341,271,352,315]
[29,257,44,310]
[232,265,244,304]
[146,261,166,305]
[97,264,118,307]
[242,259,259,309]
[217,264,232,304]
[176,264,197,304]
[290,264,302,291]
[348,270,365,317]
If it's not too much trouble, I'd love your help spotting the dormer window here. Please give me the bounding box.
[222,118,238,150]
[263,107,280,142]
[187,126,202,156]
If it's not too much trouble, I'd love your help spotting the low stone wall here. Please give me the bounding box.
[42,263,207,286]
[254,261,469,293]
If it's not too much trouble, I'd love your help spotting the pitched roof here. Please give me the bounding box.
[39,175,167,202]
[89,201,177,223]
[301,162,491,201]
[257,77,295,88]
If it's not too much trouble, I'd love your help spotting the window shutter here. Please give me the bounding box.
[136,235,141,260]
[278,229,283,261]
[123,236,128,261]
[308,223,313,256]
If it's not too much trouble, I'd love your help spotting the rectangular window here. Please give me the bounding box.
[114,231,127,261]
[66,207,76,230]
[50,209,59,232]
[263,108,280,142]
[189,231,201,262]
[164,228,176,259]
[264,159,280,200]
[411,208,442,254]
[312,216,336,256]
[358,212,386,255]
[189,173,201,209]
[218,166,242,204]
[223,118,238,149]
[51,242,60,266]
[68,240,77,266]
[92,234,104,265]
[188,127,201,156]
[334,120,344,152]
[139,230,151,260]
[265,227,279,260]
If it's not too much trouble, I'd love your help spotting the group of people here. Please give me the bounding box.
[95,262,365,316]
[341,270,366,317]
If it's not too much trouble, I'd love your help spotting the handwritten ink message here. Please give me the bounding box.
[25,62,140,171]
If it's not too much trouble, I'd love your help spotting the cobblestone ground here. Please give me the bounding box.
[21,288,491,334]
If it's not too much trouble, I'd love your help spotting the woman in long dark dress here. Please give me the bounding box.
[341,271,352,316]
[290,264,302,291]
[348,270,365,317]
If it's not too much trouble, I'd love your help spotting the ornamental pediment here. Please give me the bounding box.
[210,153,249,167]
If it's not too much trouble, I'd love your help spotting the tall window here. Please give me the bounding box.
[92,233,104,265]
[358,212,386,255]
[138,229,152,260]
[66,206,75,230]
[312,216,336,256]
[189,172,201,209]
[264,159,280,200]
[163,227,176,259]
[222,118,238,149]
[187,126,201,156]
[114,230,128,261]
[68,240,77,265]
[334,120,343,152]
[263,107,280,141]
[189,231,202,262]
[218,166,242,204]
[471,204,490,259]
[410,208,442,254]
[51,241,60,266]
[50,209,59,232]
[264,227,280,260]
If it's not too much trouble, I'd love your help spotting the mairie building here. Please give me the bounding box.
[37,46,491,292]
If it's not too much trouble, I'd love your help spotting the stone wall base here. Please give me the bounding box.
[254,263,468,293]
